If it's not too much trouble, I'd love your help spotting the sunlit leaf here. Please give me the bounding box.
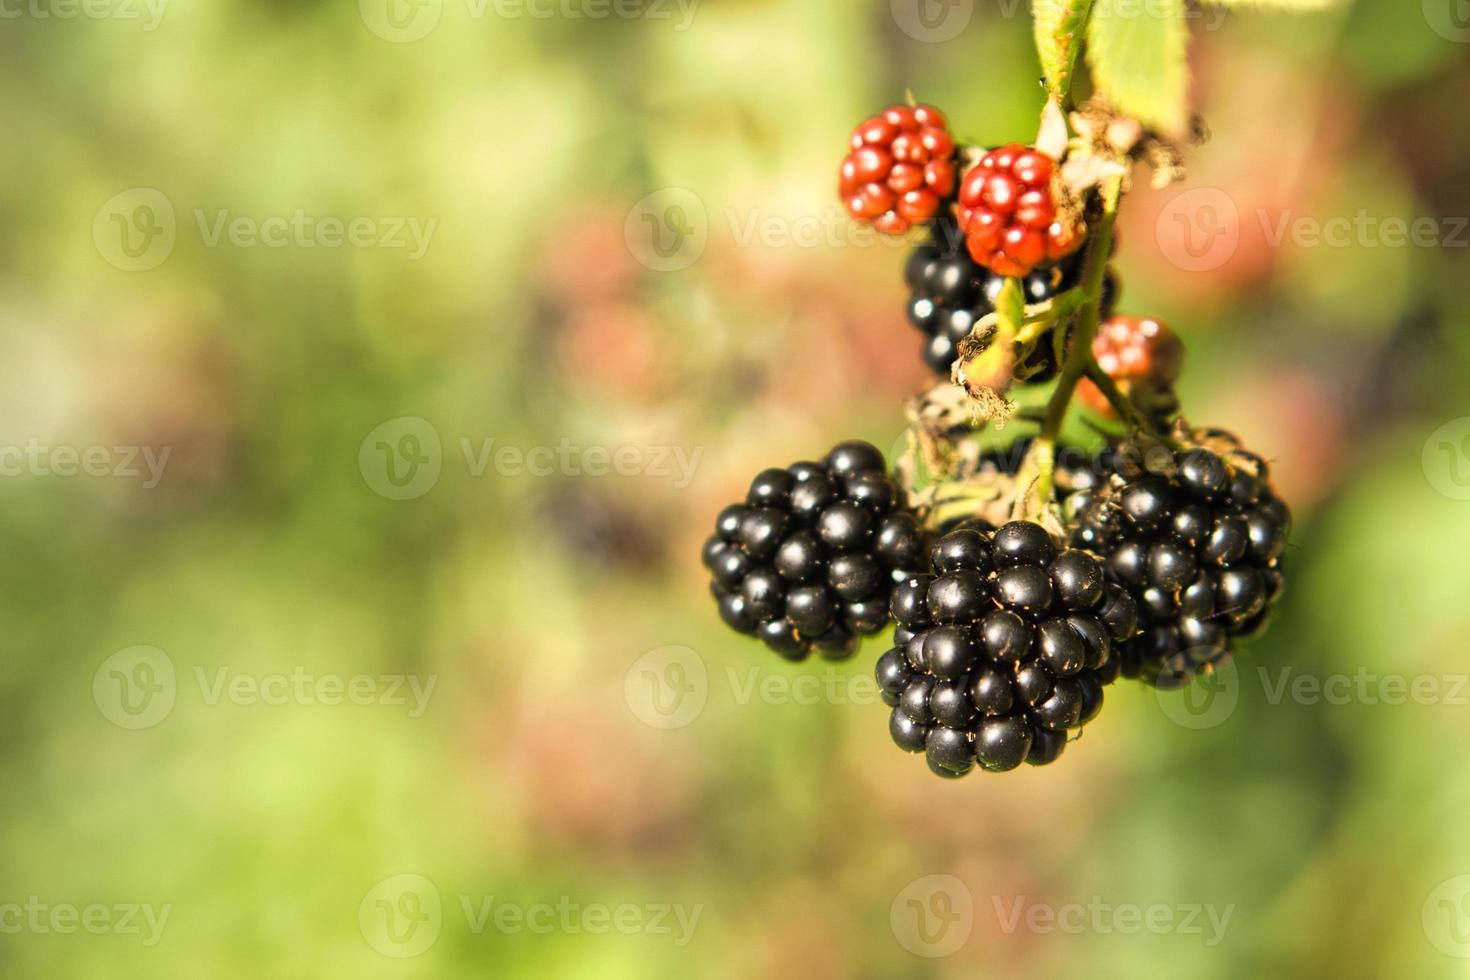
[1086,0,1190,134]
[1032,0,1095,103]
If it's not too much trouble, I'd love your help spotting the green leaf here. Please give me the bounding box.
[1086,0,1190,134]
[1199,0,1341,8]
[1032,0,1095,104]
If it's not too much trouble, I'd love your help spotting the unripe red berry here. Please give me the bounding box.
[1079,316,1185,418]
[956,143,1083,278]
[840,104,956,235]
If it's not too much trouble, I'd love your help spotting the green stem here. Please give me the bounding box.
[1014,174,1123,519]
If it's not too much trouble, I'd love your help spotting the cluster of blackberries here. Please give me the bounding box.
[876,520,1138,777]
[904,218,1115,380]
[1067,435,1290,687]
[696,99,1299,780]
[702,442,927,661]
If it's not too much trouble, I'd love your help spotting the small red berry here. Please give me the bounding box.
[1079,316,1185,418]
[840,104,957,235]
[956,143,1083,278]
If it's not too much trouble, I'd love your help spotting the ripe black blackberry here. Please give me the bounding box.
[1067,433,1290,688]
[904,216,1115,380]
[875,520,1138,776]
[702,441,927,661]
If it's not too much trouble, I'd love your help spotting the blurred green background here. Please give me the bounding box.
[3,0,1470,976]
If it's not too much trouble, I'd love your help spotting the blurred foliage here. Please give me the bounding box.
[2,0,1469,977]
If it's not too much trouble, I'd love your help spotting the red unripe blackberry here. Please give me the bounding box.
[840,104,957,236]
[1079,316,1185,418]
[956,143,1083,278]
[703,442,927,661]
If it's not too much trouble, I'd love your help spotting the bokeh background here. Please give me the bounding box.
[3,0,1470,976]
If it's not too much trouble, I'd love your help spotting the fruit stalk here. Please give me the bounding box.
[1083,360,1147,430]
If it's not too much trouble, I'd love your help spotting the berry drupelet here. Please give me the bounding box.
[1067,434,1290,687]
[875,520,1138,777]
[702,441,927,661]
[840,104,957,236]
